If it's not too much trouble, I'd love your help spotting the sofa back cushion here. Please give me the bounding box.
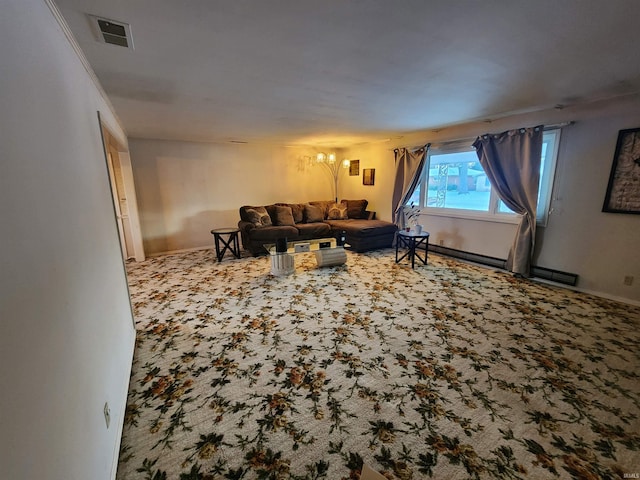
[309,200,334,219]
[274,205,296,226]
[240,206,272,227]
[304,203,324,223]
[276,203,305,223]
[340,199,369,219]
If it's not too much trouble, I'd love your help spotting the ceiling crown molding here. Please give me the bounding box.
[44,0,126,137]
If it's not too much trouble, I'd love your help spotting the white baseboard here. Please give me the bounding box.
[110,334,137,480]
[433,252,640,307]
[147,245,215,258]
[533,278,640,307]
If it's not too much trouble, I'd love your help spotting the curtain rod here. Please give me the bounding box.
[544,121,574,129]
[392,121,574,152]
[393,143,429,153]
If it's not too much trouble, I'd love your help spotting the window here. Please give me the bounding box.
[408,129,561,225]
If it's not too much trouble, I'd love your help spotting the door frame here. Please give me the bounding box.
[99,115,145,262]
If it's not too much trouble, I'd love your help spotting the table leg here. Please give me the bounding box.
[395,234,413,265]
[396,234,429,268]
[271,253,295,275]
[214,235,223,262]
[233,233,240,258]
[410,238,415,269]
[214,233,240,261]
[423,236,429,265]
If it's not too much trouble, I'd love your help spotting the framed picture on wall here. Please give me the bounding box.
[349,159,360,176]
[602,127,640,214]
[363,168,375,186]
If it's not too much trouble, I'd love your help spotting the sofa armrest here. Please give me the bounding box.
[238,220,255,233]
[364,210,376,220]
[237,220,256,252]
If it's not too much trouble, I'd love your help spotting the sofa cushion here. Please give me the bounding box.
[309,200,334,219]
[296,222,332,238]
[304,204,324,223]
[249,225,299,241]
[341,199,368,219]
[274,205,296,226]
[243,206,272,227]
[244,208,262,225]
[327,202,348,220]
[290,203,305,223]
[276,203,305,223]
[324,219,398,237]
[264,204,279,225]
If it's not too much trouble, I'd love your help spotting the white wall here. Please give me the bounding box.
[345,95,640,303]
[340,151,396,222]
[129,139,347,254]
[0,1,135,479]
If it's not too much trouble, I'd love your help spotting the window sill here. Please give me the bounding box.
[422,209,522,225]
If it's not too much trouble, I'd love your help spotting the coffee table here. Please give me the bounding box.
[264,238,347,276]
[395,230,430,268]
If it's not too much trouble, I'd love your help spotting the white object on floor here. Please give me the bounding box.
[315,246,347,267]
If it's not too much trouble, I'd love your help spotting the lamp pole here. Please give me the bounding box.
[318,161,340,202]
[316,153,349,202]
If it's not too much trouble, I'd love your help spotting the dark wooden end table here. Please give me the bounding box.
[210,228,241,262]
[395,230,430,268]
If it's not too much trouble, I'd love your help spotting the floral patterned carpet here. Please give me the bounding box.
[117,249,640,480]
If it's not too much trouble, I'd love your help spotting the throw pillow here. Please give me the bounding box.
[244,207,272,227]
[304,204,324,223]
[244,208,262,225]
[276,203,305,223]
[327,202,348,220]
[289,203,305,223]
[341,199,368,219]
[309,200,333,219]
[274,205,296,226]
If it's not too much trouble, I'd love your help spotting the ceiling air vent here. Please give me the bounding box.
[89,15,134,49]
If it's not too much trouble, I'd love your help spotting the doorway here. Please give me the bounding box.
[101,123,145,262]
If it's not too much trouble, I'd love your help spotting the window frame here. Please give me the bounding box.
[410,129,561,226]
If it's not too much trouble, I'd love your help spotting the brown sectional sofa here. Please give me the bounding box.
[238,199,398,255]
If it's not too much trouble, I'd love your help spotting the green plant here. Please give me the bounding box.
[405,202,422,226]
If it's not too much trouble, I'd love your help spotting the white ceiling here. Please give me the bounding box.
[55,0,640,147]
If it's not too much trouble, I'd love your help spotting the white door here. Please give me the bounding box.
[114,150,145,261]
[106,150,129,259]
[102,125,145,262]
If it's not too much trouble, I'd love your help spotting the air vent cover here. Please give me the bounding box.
[89,15,134,49]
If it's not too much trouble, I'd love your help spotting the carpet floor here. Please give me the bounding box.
[117,249,640,479]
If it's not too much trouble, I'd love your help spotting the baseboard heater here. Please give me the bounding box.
[426,244,578,286]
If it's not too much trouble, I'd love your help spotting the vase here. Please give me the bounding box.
[414,224,423,234]
[276,237,288,253]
